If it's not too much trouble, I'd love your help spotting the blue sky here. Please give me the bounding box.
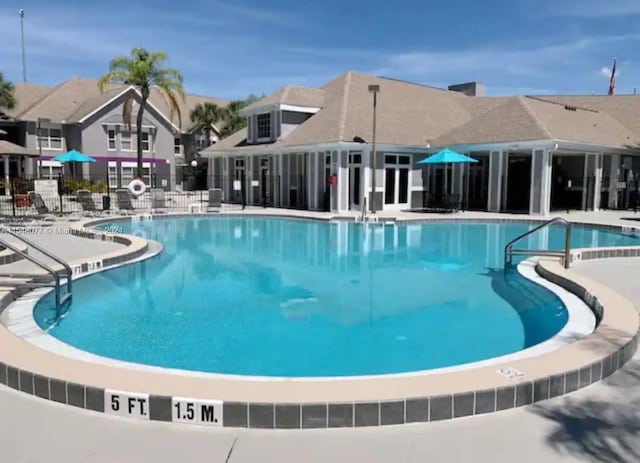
[0,0,639,99]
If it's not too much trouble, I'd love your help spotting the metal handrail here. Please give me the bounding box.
[0,226,73,313]
[504,217,572,269]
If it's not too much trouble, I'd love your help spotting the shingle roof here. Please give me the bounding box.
[4,82,55,119]
[242,85,325,112]
[205,71,640,154]
[433,96,639,148]
[12,77,229,132]
[282,71,473,147]
[204,127,285,154]
[0,140,39,157]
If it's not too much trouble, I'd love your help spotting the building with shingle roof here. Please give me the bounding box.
[201,71,640,215]
[0,77,229,190]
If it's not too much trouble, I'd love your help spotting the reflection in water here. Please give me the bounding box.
[33,217,640,377]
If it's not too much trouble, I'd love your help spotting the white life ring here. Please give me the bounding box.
[127,179,146,197]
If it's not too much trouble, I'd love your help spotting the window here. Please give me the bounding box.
[107,129,116,150]
[257,113,271,139]
[37,127,63,150]
[120,130,132,151]
[40,160,63,179]
[141,132,151,152]
[109,161,152,188]
[234,159,245,181]
[195,133,208,150]
[174,137,182,155]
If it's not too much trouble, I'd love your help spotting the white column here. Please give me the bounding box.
[583,154,599,211]
[247,155,253,204]
[487,150,504,212]
[608,155,620,209]
[529,149,552,216]
[306,152,313,210]
[593,154,603,211]
[361,148,369,211]
[337,150,349,212]
[3,156,9,194]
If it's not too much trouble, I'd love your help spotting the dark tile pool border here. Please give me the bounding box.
[0,213,638,429]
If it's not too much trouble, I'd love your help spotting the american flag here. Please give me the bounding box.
[608,58,617,95]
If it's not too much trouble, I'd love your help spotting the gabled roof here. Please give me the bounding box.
[11,77,229,132]
[242,85,325,113]
[433,97,551,146]
[433,96,639,148]
[282,71,472,147]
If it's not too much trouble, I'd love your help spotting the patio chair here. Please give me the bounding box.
[76,189,97,214]
[28,191,50,216]
[26,191,81,222]
[207,188,222,211]
[115,189,135,214]
[150,188,168,213]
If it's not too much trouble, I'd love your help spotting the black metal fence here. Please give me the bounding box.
[0,173,323,217]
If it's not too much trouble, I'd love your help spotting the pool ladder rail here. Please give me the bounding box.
[0,226,72,322]
[504,217,572,270]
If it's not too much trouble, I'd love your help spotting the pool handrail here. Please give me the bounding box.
[504,217,572,269]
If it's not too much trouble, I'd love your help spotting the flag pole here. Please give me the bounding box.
[608,57,617,95]
[19,9,27,83]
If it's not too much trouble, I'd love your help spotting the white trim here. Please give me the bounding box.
[78,86,181,133]
[279,104,321,114]
[101,122,157,130]
[78,86,137,124]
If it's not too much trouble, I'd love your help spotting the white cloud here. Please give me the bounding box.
[534,0,640,17]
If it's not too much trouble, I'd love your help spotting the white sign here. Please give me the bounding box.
[233,180,242,191]
[251,180,259,187]
[34,179,58,197]
[172,398,222,426]
[161,179,168,187]
[105,390,150,420]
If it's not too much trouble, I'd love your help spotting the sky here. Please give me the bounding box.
[0,0,639,99]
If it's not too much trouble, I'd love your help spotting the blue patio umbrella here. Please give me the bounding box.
[418,148,478,209]
[52,149,96,163]
[52,149,97,179]
[417,148,478,165]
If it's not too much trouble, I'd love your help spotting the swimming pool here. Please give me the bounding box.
[33,217,640,377]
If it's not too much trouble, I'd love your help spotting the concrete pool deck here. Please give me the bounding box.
[0,210,640,460]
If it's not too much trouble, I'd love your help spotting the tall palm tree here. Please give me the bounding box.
[0,72,16,112]
[189,102,223,153]
[98,48,185,178]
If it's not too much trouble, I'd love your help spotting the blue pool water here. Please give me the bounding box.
[34,218,640,377]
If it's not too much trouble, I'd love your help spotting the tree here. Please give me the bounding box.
[0,72,16,112]
[219,94,265,138]
[189,102,223,153]
[98,48,185,178]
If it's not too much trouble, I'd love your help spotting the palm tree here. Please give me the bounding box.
[220,100,249,138]
[98,48,185,178]
[189,102,223,153]
[0,72,16,112]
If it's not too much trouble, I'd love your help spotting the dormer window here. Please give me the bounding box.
[257,113,271,139]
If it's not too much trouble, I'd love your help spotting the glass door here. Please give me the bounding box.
[349,153,362,210]
[383,155,410,210]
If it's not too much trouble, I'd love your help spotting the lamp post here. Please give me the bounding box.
[19,9,26,83]
[191,159,202,203]
[368,84,380,214]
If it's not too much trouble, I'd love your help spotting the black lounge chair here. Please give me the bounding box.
[207,188,222,211]
[115,189,135,214]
